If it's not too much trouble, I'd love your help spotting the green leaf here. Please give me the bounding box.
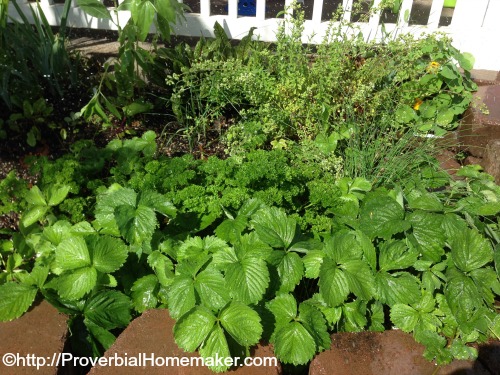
[342,260,375,300]
[0,283,38,321]
[267,293,297,327]
[395,105,417,123]
[167,275,196,319]
[25,186,46,206]
[378,240,418,272]
[22,205,49,227]
[273,321,316,365]
[194,269,230,311]
[199,325,231,372]
[47,185,71,206]
[90,235,128,273]
[359,195,410,240]
[319,258,349,307]
[138,191,176,218]
[409,211,445,262]
[131,274,159,313]
[84,290,132,329]
[215,216,248,243]
[223,250,270,304]
[220,302,262,347]
[451,229,493,272]
[115,204,157,244]
[303,250,324,279]
[132,0,156,41]
[147,251,174,287]
[456,52,475,71]
[298,303,330,351]
[445,272,482,323]
[251,207,296,249]
[51,266,97,300]
[56,236,91,270]
[174,306,216,352]
[390,304,419,332]
[123,101,153,117]
[436,108,455,126]
[77,0,112,18]
[277,251,304,293]
[376,271,421,306]
[85,320,116,351]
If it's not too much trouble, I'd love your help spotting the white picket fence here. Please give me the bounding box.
[7,0,500,70]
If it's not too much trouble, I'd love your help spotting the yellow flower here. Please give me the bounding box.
[413,98,423,111]
[426,61,440,73]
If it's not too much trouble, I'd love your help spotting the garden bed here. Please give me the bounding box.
[1,3,500,375]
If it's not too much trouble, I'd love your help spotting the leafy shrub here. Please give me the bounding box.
[1,131,499,371]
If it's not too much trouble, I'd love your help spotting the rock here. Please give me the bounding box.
[435,150,460,176]
[471,69,500,86]
[89,309,281,375]
[309,330,498,375]
[309,330,437,375]
[459,85,500,158]
[483,140,500,183]
[0,300,68,375]
[463,156,483,166]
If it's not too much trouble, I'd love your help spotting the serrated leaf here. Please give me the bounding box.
[25,186,47,206]
[215,216,248,243]
[147,251,174,287]
[0,283,38,321]
[303,250,324,279]
[131,274,159,313]
[115,204,157,244]
[47,185,71,206]
[445,272,482,323]
[298,303,330,351]
[24,264,49,288]
[319,258,349,307]
[220,302,262,347]
[376,271,420,306]
[273,321,316,365]
[85,320,116,351]
[43,220,71,245]
[167,275,196,319]
[84,290,132,329]
[139,191,176,218]
[174,306,216,352]
[266,294,297,327]
[451,229,493,272]
[277,251,303,293]
[51,266,97,300]
[379,240,418,271]
[77,0,112,19]
[22,205,49,227]
[199,325,231,372]
[407,192,443,212]
[390,304,419,332]
[341,260,375,300]
[342,299,367,331]
[323,232,363,263]
[457,52,475,71]
[359,195,410,240]
[224,253,269,304]
[251,207,296,249]
[409,211,445,262]
[194,269,230,311]
[90,235,128,273]
[56,236,91,270]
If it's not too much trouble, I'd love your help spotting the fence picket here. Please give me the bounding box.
[6,0,500,69]
[426,0,444,29]
[451,0,489,28]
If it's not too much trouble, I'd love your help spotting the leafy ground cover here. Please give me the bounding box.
[1,1,499,374]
